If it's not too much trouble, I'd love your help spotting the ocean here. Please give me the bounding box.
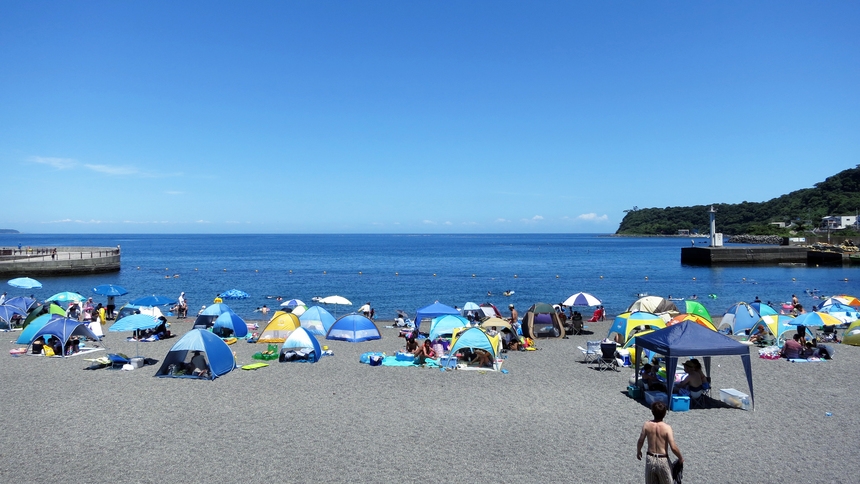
[2,233,856,320]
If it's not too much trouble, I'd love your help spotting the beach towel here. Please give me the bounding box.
[241,363,268,370]
[380,356,440,367]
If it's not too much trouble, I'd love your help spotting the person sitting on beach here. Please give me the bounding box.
[640,363,666,392]
[49,336,63,356]
[748,325,768,345]
[781,333,804,359]
[675,359,706,395]
[187,350,209,377]
[471,349,493,368]
[412,340,436,365]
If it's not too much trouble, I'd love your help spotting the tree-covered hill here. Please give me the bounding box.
[616,165,860,235]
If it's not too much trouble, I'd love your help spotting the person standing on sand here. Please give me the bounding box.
[637,401,683,484]
[509,304,519,334]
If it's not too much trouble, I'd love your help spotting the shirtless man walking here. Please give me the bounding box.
[636,401,683,484]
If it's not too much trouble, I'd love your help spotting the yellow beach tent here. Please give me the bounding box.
[843,320,860,346]
[257,311,300,343]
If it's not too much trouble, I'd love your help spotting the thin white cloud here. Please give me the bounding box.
[42,219,74,223]
[42,219,102,224]
[423,220,436,225]
[532,215,544,220]
[84,164,139,176]
[462,221,477,226]
[196,220,211,224]
[444,221,452,225]
[29,156,77,169]
[577,213,609,221]
[495,218,509,223]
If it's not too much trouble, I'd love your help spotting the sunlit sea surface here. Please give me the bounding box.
[3,234,855,320]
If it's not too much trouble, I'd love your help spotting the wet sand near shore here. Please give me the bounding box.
[2,316,857,483]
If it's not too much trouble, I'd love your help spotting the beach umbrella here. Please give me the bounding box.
[4,296,37,312]
[8,277,42,289]
[109,313,162,357]
[833,295,860,308]
[462,302,481,311]
[92,284,129,297]
[131,295,177,306]
[562,292,602,307]
[788,312,842,328]
[219,289,249,300]
[289,305,307,317]
[46,291,85,303]
[319,295,352,317]
[280,298,305,308]
[666,313,717,332]
[682,300,712,322]
[817,303,860,324]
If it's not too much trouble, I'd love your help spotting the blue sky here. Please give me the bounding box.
[2,1,858,234]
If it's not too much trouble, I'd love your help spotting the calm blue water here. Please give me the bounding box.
[2,234,856,320]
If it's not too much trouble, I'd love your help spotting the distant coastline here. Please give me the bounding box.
[0,229,20,234]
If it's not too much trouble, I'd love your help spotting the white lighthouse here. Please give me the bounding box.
[709,206,723,247]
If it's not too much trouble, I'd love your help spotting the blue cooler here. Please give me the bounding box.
[671,395,690,412]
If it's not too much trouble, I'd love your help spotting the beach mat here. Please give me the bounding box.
[242,363,269,370]
[380,356,440,368]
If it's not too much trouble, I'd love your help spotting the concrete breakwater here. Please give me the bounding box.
[0,246,121,275]
[726,235,783,245]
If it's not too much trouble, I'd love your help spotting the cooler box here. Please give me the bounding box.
[720,388,751,410]
[670,395,690,412]
[439,356,458,369]
[627,385,642,399]
[644,391,668,407]
[130,357,144,369]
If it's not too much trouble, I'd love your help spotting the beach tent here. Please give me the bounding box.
[682,300,712,322]
[280,327,322,363]
[22,302,65,328]
[667,313,717,332]
[16,314,62,344]
[521,302,565,339]
[750,315,810,343]
[719,302,760,335]
[429,314,469,341]
[608,312,666,343]
[634,322,756,410]
[326,314,381,342]
[299,306,336,336]
[155,329,235,379]
[843,320,860,346]
[448,327,501,367]
[0,304,27,329]
[479,303,502,319]
[4,296,37,313]
[414,302,460,331]
[749,302,778,317]
[627,296,679,317]
[193,303,234,329]
[623,329,655,366]
[213,311,248,338]
[257,312,301,343]
[29,317,100,357]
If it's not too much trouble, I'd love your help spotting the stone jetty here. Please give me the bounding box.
[0,246,121,275]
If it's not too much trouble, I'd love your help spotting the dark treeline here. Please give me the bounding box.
[616,165,860,236]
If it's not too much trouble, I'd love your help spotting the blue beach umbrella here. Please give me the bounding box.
[219,289,249,300]
[92,284,129,297]
[280,298,305,308]
[46,291,85,303]
[8,277,42,289]
[562,292,602,307]
[131,295,177,306]
[108,314,161,333]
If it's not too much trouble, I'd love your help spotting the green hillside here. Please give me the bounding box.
[616,165,860,236]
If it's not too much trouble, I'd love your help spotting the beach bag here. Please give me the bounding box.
[43,346,55,357]
[369,355,383,366]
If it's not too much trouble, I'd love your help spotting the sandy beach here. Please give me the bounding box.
[2,316,857,483]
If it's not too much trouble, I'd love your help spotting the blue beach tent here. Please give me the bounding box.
[16,314,62,344]
[448,327,499,360]
[326,314,382,342]
[155,329,235,379]
[193,303,235,329]
[429,314,469,341]
[719,302,760,335]
[280,327,322,363]
[634,322,755,410]
[299,305,336,337]
[213,311,248,338]
[29,317,100,357]
[414,302,460,331]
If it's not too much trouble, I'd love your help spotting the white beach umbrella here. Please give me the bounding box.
[562,292,602,307]
[319,295,352,306]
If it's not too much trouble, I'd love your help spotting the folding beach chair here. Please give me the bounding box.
[596,342,619,372]
[579,340,601,364]
[690,378,712,409]
[107,353,131,369]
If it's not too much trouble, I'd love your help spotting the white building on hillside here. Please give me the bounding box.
[820,215,858,230]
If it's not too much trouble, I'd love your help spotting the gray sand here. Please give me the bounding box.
[2,318,857,483]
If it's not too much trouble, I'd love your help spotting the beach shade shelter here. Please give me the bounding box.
[213,311,248,338]
[562,292,602,307]
[4,296,37,313]
[0,304,27,329]
[257,312,301,343]
[429,314,470,341]
[627,296,679,317]
[449,327,501,367]
[787,312,843,328]
[280,327,322,363]
[521,302,566,339]
[817,303,860,324]
[480,317,512,331]
[21,302,65,328]
[289,305,307,317]
[682,300,713,322]
[749,302,778,317]
[299,306,336,337]
[92,284,128,297]
[608,312,666,343]
[193,303,235,329]
[750,315,811,343]
[719,302,760,335]
[131,295,177,307]
[8,277,42,289]
[155,329,235,379]
[46,291,85,303]
[29,318,100,357]
[843,320,860,346]
[219,289,249,300]
[16,314,62,344]
[280,298,305,308]
[479,303,502,319]
[634,322,756,410]
[109,313,161,357]
[667,313,718,332]
[326,314,381,342]
[414,302,461,331]
[832,295,860,308]
[318,295,352,316]
[462,302,481,320]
